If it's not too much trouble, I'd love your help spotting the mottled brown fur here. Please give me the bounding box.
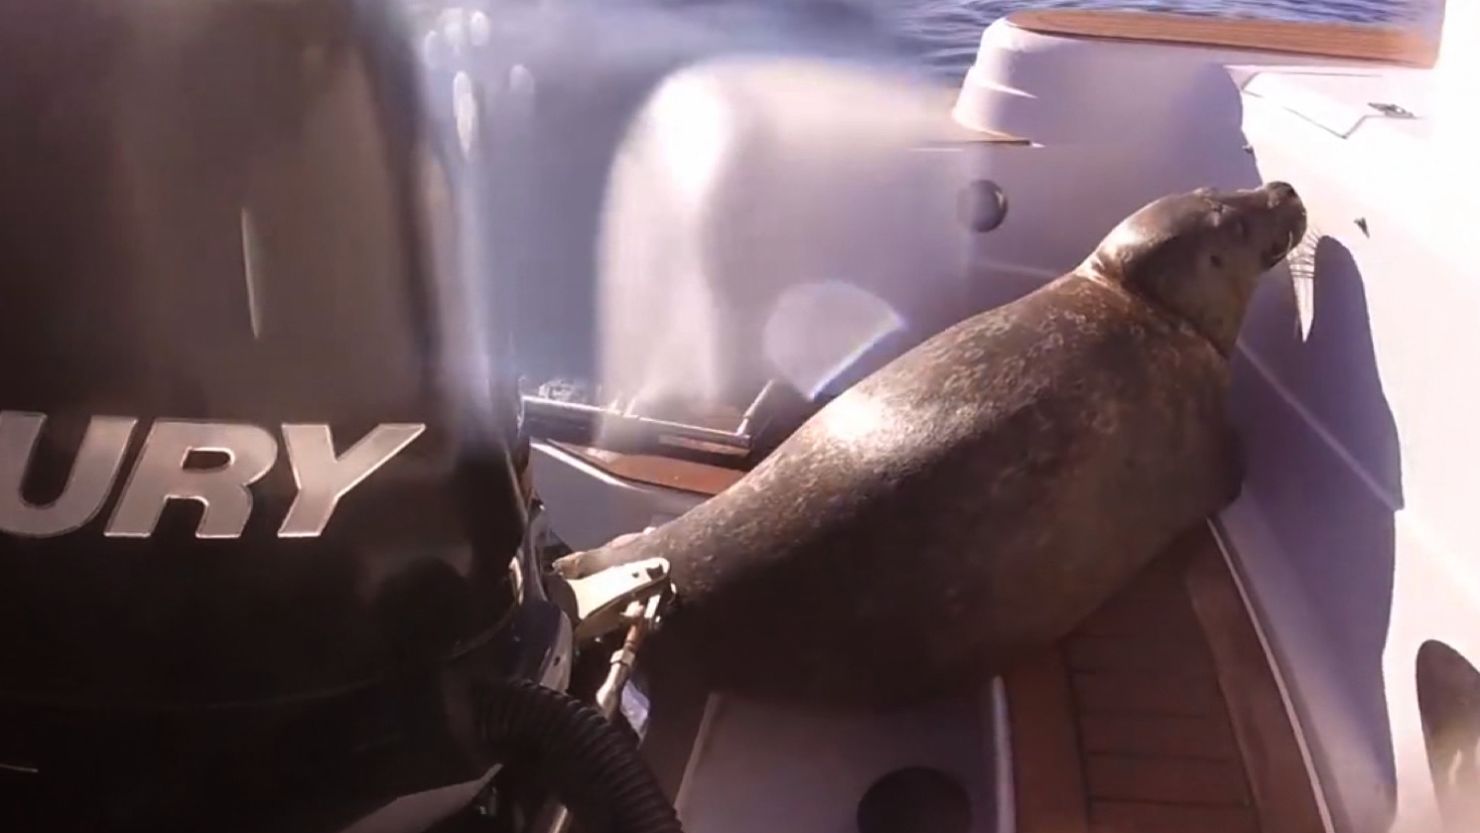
[556,183,1306,707]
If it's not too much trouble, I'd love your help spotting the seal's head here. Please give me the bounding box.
[1083,182,1307,355]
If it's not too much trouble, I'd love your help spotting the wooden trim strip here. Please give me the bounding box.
[1003,648,1091,833]
[548,441,744,497]
[933,121,1032,146]
[1184,530,1326,833]
[1006,10,1438,69]
[1090,800,1259,833]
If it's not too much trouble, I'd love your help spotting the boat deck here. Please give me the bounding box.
[560,447,1326,832]
[1006,526,1324,833]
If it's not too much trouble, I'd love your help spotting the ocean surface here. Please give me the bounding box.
[609,0,1440,83]
[892,0,1433,77]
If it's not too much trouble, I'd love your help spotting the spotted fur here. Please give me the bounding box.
[557,183,1306,707]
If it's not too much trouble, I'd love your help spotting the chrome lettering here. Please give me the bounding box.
[106,421,279,539]
[0,412,428,539]
[0,412,137,537]
[278,423,425,537]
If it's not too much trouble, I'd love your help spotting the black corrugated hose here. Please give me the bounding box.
[479,677,684,833]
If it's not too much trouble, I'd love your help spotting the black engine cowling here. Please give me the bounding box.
[0,0,544,828]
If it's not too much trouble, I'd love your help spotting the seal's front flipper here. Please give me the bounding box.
[553,528,655,579]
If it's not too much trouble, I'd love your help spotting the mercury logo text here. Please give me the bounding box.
[0,411,425,539]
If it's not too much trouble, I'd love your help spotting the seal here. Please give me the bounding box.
[556,182,1307,707]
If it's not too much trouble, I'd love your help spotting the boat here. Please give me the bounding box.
[523,4,1478,833]
[0,0,1473,832]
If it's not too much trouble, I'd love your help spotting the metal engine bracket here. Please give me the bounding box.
[554,556,672,642]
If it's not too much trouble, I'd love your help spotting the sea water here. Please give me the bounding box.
[650,0,1441,80]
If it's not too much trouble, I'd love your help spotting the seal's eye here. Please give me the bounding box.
[1209,254,1225,269]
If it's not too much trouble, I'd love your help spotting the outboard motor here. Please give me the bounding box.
[0,1,675,831]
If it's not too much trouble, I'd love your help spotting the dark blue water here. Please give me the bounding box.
[895,0,1433,77]
[630,0,1437,81]
[660,0,1432,81]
